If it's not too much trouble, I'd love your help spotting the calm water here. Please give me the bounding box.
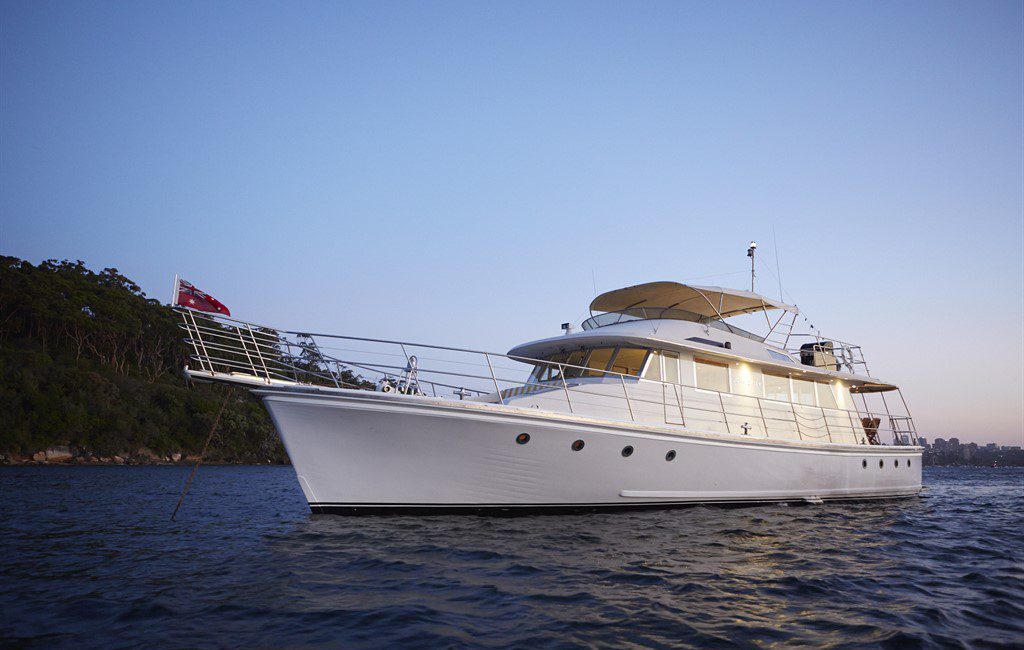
[1,466,1021,649]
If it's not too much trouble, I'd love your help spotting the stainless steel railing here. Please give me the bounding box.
[175,308,918,446]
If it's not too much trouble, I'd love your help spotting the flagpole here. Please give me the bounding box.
[171,273,179,307]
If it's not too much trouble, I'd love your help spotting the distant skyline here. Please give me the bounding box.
[2,1,1021,445]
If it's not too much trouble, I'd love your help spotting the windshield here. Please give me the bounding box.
[529,346,650,383]
[581,308,766,343]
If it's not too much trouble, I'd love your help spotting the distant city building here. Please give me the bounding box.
[920,439,1024,467]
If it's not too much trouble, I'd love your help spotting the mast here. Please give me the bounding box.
[747,241,757,292]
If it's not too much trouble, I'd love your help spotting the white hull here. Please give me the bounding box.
[259,388,923,513]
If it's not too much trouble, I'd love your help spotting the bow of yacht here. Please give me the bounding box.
[176,280,922,514]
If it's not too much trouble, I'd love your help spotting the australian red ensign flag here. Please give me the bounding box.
[174,278,231,316]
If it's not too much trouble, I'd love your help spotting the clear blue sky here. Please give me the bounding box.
[2,1,1021,445]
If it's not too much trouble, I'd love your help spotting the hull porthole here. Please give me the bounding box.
[621,445,634,457]
[571,439,585,451]
[665,450,676,461]
[516,433,530,445]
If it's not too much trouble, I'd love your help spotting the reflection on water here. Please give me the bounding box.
[1,466,1021,648]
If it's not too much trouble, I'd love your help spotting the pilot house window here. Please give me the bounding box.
[694,358,729,393]
[611,348,647,377]
[581,347,616,377]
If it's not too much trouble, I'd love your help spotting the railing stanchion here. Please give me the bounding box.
[485,354,503,405]
[821,407,833,443]
[560,365,574,414]
[673,383,686,425]
[718,391,731,434]
[310,338,341,388]
[791,402,804,440]
[180,311,205,372]
[755,397,768,438]
[187,310,213,374]
[620,374,634,421]
[246,324,272,384]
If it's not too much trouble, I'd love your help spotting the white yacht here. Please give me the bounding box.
[177,279,922,513]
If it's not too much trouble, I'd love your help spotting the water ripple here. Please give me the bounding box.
[1,466,1022,648]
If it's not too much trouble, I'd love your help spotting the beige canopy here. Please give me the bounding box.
[590,281,799,320]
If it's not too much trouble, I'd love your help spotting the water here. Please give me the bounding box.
[1,466,1021,649]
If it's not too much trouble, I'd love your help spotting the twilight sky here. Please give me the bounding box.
[2,1,1021,445]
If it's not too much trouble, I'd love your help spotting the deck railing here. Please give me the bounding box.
[175,308,918,447]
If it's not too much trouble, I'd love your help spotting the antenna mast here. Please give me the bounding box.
[746,241,757,292]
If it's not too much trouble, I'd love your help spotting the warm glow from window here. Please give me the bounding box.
[695,357,729,393]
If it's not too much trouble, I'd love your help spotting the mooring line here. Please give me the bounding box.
[171,386,234,521]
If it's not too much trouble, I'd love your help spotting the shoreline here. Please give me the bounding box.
[1,458,290,466]
[0,446,288,466]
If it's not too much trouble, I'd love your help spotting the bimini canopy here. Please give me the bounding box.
[590,282,799,320]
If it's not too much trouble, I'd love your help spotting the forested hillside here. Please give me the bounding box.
[0,256,287,464]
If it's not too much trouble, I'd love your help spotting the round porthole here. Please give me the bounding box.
[862,459,867,469]
[621,445,634,457]
[665,450,676,461]
[879,459,884,468]
[895,459,900,467]
[571,439,585,451]
[516,433,530,445]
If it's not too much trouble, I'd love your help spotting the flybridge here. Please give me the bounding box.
[582,281,872,376]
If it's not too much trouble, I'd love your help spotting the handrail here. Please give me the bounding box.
[174,308,919,446]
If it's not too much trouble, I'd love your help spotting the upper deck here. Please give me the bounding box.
[510,281,883,389]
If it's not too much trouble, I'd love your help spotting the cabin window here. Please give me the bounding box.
[530,352,568,382]
[663,352,680,384]
[642,351,663,381]
[792,378,817,406]
[559,350,588,379]
[582,347,616,377]
[816,382,839,409]
[763,373,790,401]
[611,347,647,376]
[695,358,729,393]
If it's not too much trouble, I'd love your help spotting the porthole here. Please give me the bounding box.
[621,445,634,457]
[895,459,900,468]
[908,460,911,468]
[862,459,867,469]
[571,439,585,451]
[879,459,884,468]
[665,450,676,461]
[516,433,530,445]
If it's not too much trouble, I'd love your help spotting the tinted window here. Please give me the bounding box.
[582,348,615,377]
[611,347,648,376]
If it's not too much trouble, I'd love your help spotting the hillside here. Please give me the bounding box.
[0,256,289,464]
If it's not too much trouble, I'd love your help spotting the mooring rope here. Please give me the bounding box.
[170,386,234,521]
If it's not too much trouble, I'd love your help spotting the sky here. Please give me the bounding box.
[2,1,1021,445]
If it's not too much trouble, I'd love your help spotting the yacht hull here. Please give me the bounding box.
[259,388,923,514]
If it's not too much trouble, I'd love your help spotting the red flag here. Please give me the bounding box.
[175,278,231,316]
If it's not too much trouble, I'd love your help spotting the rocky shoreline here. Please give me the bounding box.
[0,445,287,466]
